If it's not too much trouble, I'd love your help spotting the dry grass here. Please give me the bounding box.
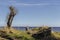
[52,31,60,39]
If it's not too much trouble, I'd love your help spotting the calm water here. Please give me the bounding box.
[0,27,60,32]
[13,27,60,32]
[52,27,60,32]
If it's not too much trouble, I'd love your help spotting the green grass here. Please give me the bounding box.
[6,28,35,40]
[0,27,60,40]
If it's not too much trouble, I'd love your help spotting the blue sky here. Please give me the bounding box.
[0,0,60,27]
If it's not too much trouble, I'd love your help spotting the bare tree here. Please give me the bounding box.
[7,6,16,29]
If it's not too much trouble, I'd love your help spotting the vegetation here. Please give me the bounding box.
[0,27,60,40]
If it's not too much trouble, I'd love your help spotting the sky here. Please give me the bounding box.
[0,0,60,27]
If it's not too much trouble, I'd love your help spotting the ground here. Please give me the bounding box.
[0,27,60,40]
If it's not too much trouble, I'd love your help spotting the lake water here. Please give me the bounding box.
[13,27,60,32]
[0,27,60,32]
[52,27,60,32]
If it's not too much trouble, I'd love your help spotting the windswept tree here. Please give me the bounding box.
[7,6,17,29]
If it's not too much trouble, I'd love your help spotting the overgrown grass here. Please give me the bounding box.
[5,28,35,40]
[52,31,60,39]
[0,27,60,40]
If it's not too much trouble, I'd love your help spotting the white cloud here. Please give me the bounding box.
[6,0,49,6]
[15,3,49,6]
[0,0,60,6]
[0,1,49,6]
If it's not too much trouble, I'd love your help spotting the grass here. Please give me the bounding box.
[52,31,60,39]
[1,27,35,40]
[0,27,60,40]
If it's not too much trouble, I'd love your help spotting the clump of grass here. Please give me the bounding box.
[2,27,35,40]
